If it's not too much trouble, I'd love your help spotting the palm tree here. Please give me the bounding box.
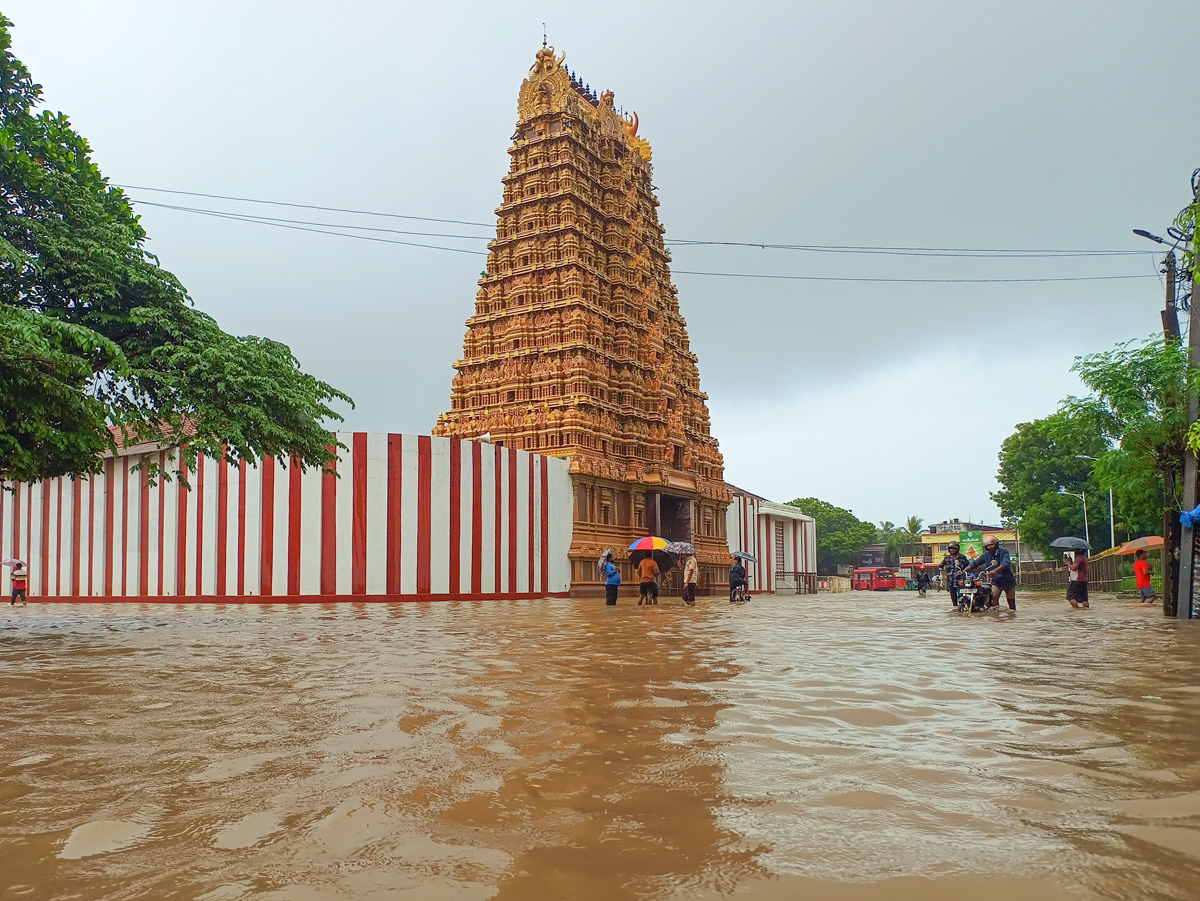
[905,516,924,536]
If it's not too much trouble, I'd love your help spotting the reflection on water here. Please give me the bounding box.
[2,593,1200,900]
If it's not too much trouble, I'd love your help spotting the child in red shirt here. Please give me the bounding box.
[1134,549,1157,605]
[10,562,28,606]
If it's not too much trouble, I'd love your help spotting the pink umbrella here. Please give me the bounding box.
[1,558,25,567]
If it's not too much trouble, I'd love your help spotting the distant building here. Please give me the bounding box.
[919,520,1041,564]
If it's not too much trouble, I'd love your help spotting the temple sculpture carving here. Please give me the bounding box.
[434,46,731,592]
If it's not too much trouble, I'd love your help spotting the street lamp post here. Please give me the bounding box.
[1076,455,1115,549]
[1060,487,1090,548]
[1135,203,1198,619]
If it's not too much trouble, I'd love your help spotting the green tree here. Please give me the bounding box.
[786,497,877,572]
[992,412,1108,553]
[904,515,923,536]
[0,15,351,482]
[1062,336,1189,578]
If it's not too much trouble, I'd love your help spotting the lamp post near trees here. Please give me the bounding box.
[1059,487,1090,548]
[1076,455,1115,549]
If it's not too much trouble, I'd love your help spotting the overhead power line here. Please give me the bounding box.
[122,184,1155,260]
[672,270,1158,284]
[120,184,494,229]
[123,186,1160,282]
[668,239,1153,259]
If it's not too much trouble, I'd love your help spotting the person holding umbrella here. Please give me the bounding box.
[1065,547,1089,609]
[729,553,751,602]
[1049,537,1091,609]
[600,550,621,606]
[3,558,28,606]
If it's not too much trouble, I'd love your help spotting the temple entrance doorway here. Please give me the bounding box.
[646,492,693,543]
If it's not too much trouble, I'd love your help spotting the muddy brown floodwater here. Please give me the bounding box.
[2,592,1200,900]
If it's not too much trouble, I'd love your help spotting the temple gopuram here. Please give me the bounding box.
[433,45,731,593]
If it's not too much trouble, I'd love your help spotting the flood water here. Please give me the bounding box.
[2,591,1200,900]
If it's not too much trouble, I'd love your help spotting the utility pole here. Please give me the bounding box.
[1181,244,1200,620]
[1164,252,1180,343]
[1164,251,1181,614]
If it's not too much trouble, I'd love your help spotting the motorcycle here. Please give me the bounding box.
[954,569,993,614]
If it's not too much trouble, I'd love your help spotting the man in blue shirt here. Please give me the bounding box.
[602,552,621,606]
[970,535,1016,611]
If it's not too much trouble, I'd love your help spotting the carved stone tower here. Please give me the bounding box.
[433,45,731,592]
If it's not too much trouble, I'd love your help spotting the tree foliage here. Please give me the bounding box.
[786,497,876,572]
[0,15,351,482]
[1063,336,1188,535]
[992,412,1108,553]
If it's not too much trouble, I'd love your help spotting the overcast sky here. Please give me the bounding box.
[7,1,1199,527]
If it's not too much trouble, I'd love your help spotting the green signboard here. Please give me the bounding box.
[959,530,984,562]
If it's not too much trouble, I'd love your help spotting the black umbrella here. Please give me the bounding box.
[629,548,674,573]
[1049,536,1090,551]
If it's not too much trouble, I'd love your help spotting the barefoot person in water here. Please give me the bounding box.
[1066,549,1090,609]
[9,560,28,606]
[1134,549,1157,605]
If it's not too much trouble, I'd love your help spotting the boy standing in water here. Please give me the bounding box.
[1134,549,1157,605]
[1066,549,1090,609]
[637,555,659,605]
[10,561,28,606]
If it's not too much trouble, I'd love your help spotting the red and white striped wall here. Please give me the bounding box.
[0,434,573,602]
[725,492,817,593]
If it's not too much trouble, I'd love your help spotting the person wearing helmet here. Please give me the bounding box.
[939,543,970,609]
[971,535,1017,610]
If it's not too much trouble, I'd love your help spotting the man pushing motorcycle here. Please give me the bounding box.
[970,535,1017,611]
[939,543,971,609]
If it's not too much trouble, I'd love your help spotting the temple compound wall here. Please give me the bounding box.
[727,489,818,594]
[0,434,573,601]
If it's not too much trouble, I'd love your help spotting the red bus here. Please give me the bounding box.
[852,567,901,591]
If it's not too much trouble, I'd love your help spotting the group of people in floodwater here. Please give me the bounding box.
[598,551,749,606]
[932,537,1157,611]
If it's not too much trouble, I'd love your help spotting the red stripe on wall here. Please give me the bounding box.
[386,435,402,595]
[471,441,482,595]
[416,435,432,594]
[157,453,166,597]
[260,457,275,596]
[352,433,368,595]
[793,521,799,579]
[40,479,51,596]
[195,455,206,596]
[122,459,132,595]
[54,479,62,596]
[321,448,337,595]
[237,458,247,596]
[26,483,33,591]
[72,479,82,596]
[139,465,150,597]
[540,457,549,595]
[527,454,535,595]
[12,483,21,581]
[508,450,518,593]
[288,458,302,596]
[494,445,503,592]
[216,451,229,596]
[449,439,461,596]
[104,460,114,596]
[176,466,188,597]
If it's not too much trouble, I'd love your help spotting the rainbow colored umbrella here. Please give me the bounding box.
[627,536,669,551]
[627,536,674,573]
